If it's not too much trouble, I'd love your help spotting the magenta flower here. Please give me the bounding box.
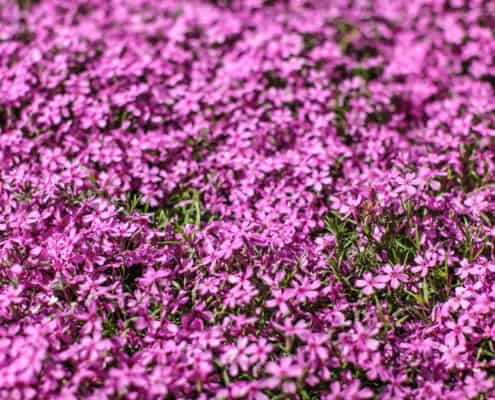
[245,338,273,366]
[265,289,291,315]
[324,380,373,399]
[445,317,473,347]
[265,356,304,382]
[377,265,408,289]
[288,276,321,303]
[438,341,467,370]
[220,338,251,376]
[355,272,387,295]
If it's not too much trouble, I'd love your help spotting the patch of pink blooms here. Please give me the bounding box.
[0,0,495,398]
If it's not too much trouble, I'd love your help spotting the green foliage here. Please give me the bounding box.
[119,187,216,232]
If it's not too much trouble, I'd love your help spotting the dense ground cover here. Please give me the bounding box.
[1,0,495,398]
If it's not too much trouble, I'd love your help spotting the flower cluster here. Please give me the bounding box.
[1,0,495,398]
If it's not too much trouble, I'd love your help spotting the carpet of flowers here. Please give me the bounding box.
[1,0,495,399]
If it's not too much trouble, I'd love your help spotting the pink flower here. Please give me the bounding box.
[265,356,304,382]
[288,276,321,303]
[245,338,273,366]
[266,289,291,314]
[377,265,408,289]
[445,316,473,346]
[355,272,387,295]
[439,342,468,370]
[324,380,373,400]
